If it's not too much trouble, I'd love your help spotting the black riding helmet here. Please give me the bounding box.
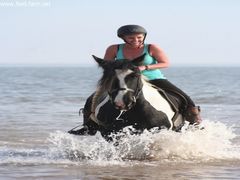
[117,25,147,44]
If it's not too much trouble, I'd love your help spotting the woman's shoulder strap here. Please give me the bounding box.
[143,44,151,53]
[116,44,125,59]
[147,44,151,52]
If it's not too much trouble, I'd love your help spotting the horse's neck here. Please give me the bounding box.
[141,79,160,98]
[140,81,162,104]
[140,80,175,119]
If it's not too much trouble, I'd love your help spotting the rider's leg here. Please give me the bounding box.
[149,79,202,124]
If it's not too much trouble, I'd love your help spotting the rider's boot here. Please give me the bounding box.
[68,126,89,135]
[185,106,202,125]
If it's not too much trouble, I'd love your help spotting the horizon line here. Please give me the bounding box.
[0,63,240,67]
[0,61,240,67]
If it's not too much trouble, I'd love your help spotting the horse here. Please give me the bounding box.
[68,54,188,140]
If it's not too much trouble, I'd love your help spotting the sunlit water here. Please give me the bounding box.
[0,66,239,179]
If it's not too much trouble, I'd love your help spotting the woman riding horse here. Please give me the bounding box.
[105,25,202,124]
[69,25,202,138]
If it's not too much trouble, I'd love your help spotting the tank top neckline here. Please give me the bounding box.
[117,44,148,60]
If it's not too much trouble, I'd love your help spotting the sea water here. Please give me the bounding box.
[0,66,240,179]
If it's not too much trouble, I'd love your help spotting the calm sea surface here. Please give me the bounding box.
[0,66,240,179]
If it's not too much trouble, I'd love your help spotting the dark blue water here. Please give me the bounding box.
[0,66,240,179]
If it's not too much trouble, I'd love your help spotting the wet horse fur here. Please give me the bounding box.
[69,54,187,140]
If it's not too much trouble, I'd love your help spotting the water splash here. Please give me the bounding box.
[0,120,239,166]
[47,120,240,163]
[147,120,239,162]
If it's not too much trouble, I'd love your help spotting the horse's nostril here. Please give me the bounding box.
[114,101,125,109]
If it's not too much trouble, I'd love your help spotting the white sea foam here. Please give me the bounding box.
[47,120,240,164]
[0,120,239,166]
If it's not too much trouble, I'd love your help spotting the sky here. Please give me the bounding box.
[0,0,240,66]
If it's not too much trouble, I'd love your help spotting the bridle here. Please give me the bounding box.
[108,73,143,110]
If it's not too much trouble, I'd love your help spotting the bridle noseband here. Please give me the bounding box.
[108,75,143,110]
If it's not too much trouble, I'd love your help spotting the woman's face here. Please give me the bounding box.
[123,33,145,47]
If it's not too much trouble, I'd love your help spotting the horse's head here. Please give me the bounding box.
[92,54,146,110]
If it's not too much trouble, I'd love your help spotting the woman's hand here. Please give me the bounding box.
[138,65,147,71]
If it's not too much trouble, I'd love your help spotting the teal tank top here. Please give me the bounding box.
[116,44,166,80]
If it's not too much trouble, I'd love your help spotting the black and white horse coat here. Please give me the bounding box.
[70,54,186,139]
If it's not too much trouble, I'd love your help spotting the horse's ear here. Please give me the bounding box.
[92,55,106,67]
[131,53,146,66]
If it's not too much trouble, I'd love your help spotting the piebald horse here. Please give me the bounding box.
[69,54,187,140]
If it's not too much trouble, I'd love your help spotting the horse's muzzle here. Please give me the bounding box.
[114,101,127,110]
[114,99,135,111]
